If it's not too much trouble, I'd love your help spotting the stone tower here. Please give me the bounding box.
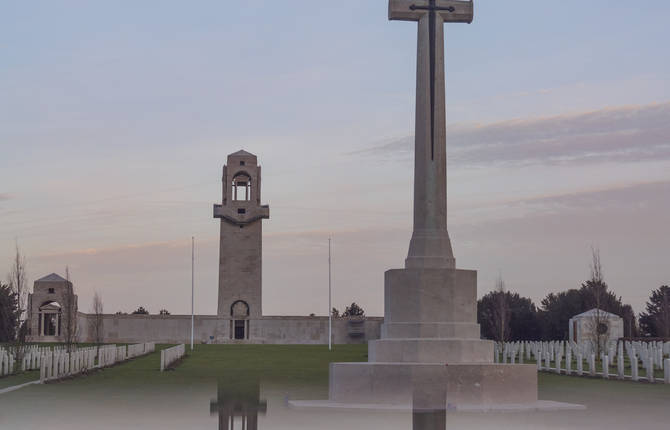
[213,150,269,332]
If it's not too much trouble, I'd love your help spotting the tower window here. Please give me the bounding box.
[232,173,251,201]
[237,208,246,214]
[240,161,245,166]
[48,288,55,294]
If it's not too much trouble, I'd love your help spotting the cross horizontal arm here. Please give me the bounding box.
[389,0,473,23]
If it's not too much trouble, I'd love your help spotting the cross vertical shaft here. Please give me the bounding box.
[388,0,473,270]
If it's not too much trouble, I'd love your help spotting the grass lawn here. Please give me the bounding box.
[62,344,368,390]
[0,370,39,389]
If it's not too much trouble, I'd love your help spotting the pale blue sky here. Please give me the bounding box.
[1,1,669,316]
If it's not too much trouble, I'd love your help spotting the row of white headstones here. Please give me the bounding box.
[39,342,156,382]
[494,340,670,383]
[160,344,185,371]
[1,345,53,375]
[0,343,156,382]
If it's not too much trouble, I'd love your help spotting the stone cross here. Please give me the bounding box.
[389,1,473,269]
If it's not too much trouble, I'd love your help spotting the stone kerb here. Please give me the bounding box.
[160,344,186,371]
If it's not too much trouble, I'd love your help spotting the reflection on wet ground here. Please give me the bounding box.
[210,377,266,430]
[1,370,670,429]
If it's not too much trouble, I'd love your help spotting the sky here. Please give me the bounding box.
[1,0,669,317]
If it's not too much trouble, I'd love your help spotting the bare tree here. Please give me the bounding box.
[583,247,609,357]
[61,266,78,352]
[90,291,104,348]
[492,276,510,343]
[7,242,27,365]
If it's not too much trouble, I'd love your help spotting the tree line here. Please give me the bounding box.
[478,249,669,341]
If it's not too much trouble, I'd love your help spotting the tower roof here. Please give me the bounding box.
[35,273,68,282]
[571,308,621,319]
[229,149,256,158]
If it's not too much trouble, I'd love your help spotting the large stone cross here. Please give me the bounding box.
[388,0,473,270]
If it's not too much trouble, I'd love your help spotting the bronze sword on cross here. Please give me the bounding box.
[411,1,454,160]
[389,0,473,161]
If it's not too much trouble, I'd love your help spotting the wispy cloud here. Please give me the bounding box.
[352,102,670,167]
[499,180,670,220]
[32,238,210,260]
[0,193,12,201]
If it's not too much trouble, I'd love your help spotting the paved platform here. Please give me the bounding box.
[288,399,586,413]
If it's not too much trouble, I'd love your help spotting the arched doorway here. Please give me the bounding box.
[230,300,250,340]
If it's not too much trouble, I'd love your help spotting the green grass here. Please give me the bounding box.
[1,344,368,408]
[0,370,39,389]
[22,344,367,396]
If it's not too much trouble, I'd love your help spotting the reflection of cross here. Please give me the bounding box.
[388,1,473,269]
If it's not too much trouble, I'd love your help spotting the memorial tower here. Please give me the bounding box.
[213,150,269,338]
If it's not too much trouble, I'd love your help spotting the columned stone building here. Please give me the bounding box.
[26,273,78,342]
[569,308,624,343]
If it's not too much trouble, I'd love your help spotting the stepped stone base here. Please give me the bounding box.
[313,267,547,409]
[329,362,537,406]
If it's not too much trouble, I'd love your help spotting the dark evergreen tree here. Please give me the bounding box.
[342,302,364,317]
[538,289,583,340]
[621,304,638,338]
[0,284,19,342]
[132,306,149,315]
[478,291,541,341]
[639,285,670,337]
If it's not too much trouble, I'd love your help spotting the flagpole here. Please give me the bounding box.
[191,236,194,351]
[328,237,332,351]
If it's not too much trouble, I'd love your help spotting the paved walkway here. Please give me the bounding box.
[0,379,41,395]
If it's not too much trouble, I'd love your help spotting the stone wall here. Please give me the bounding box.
[76,313,382,345]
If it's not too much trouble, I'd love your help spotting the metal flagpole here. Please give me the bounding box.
[328,237,332,351]
[191,236,194,351]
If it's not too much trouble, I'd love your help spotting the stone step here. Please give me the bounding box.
[369,338,494,363]
[381,322,481,339]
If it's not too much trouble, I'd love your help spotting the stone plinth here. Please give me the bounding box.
[371,268,495,364]
[384,269,478,329]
